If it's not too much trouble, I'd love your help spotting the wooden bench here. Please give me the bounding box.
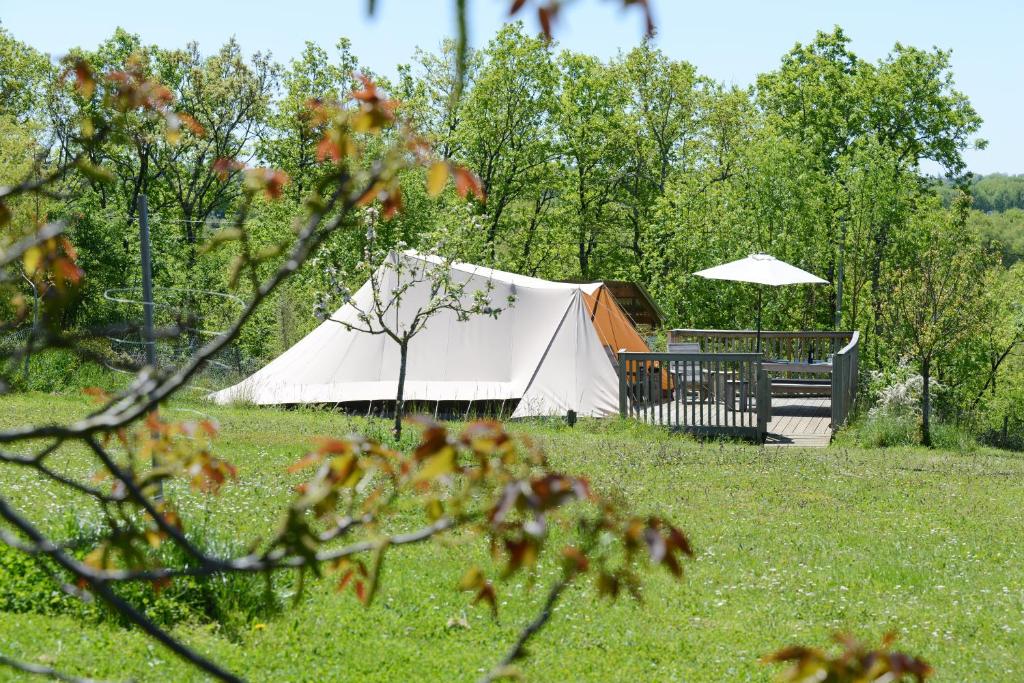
[771,379,831,397]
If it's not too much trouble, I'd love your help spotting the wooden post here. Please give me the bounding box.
[832,352,844,428]
[756,366,771,440]
[618,351,627,418]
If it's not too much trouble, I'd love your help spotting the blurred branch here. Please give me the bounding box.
[480,573,575,683]
[0,496,243,682]
[0,653,112,683]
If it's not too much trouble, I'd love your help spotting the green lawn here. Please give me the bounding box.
[1,392,1023,681]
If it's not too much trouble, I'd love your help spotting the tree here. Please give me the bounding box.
[880,195,994,445]
[152,39,277,258]
[0,25,52,124]
[965,264,1024,414]
[756,28,984,341]
[618,40,706,272]
[401,39,481,162]
[316,211,510,439]
[260,39,359,200]
[552,52,626,277]
[455,23,558,259]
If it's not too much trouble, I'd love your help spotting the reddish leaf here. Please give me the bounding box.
[473,581,498,616]
[83,386,111,403]
[336,567,356,592]
[316,136,342,163]
[213,157,244,181]
[60,237,78,261]
[73,60,96,99]
[453,166,485,202]
[562,546,589,573]
[287,452,324,473]
[538,6,554,39]
[351,74,379,102]
[54,257,84,284]
[177,112,206,137]
[151,576,172,594]
[381,186,403,220]
[623,0,656,37]
[412,418,449,461]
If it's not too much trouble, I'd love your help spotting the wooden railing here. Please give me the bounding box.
[830,331,860,428]
[667,329,861,434]
[668,329,854,365]
[618,351,771,441]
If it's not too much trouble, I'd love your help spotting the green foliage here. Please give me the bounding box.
[879,197,994,445]
[0,541,75,616]
[0,25,52,122]
[9,347,125,394]
[839,413,977,452]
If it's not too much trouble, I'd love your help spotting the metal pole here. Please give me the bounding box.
[756,286,762,355]
[20,274,40,382]
[138,194,161,501]
[138,194,157,368]
[835,249,844,332]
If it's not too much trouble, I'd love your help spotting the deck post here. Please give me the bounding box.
[618,351,627,417]
[756,366,771,440]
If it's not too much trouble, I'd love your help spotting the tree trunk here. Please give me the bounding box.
[921,355,932,447]
[394,339,409,440]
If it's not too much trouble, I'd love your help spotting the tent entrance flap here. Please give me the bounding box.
[514,290,618,418]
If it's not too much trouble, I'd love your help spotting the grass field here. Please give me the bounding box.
[1,392,1023,681]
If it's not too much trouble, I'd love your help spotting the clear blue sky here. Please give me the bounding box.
[3,0,1020,174]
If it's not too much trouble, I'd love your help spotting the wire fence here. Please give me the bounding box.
[100,285,261,391]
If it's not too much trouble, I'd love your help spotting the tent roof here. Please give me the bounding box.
[409,250,603,294]
[693,253,828,286]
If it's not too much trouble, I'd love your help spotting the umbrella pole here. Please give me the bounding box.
[756,286,762,355]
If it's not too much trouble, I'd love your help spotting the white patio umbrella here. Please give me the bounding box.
[693,253,828,353]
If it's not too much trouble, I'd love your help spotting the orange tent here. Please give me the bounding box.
[583,285,671,391]
[582,285,651,356]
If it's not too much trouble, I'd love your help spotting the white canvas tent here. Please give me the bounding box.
[210,251,621,418]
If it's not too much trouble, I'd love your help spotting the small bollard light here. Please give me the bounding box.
[566,409,577,427]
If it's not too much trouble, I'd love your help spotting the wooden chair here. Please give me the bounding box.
[668,342,708,401]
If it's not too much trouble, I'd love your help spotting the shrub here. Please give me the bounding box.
[0,524,281,632]
[7,346,127,395]
[848,413,920,448]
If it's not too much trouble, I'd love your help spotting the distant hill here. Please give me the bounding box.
[932,174,1024,265]
[934,173,1024,212]
[967,208,1024,266]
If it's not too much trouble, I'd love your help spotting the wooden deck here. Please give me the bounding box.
[763,396,832,447]
[626,394,832,447]
[620,332,860,445]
